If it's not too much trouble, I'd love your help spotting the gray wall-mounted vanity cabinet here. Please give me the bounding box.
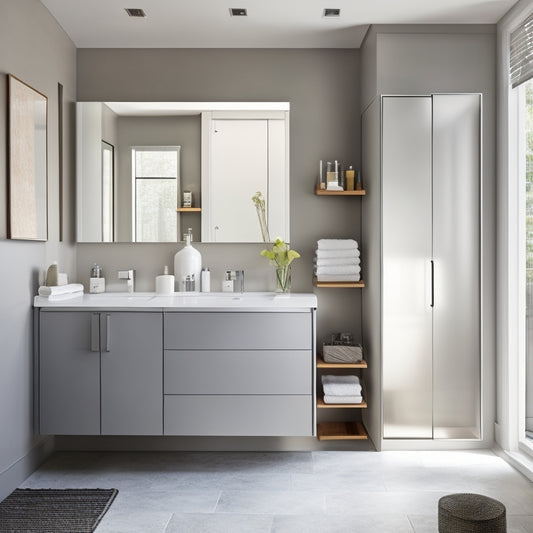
[36,307,315,437]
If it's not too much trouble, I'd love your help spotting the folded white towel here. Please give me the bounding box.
[316,274,361,282]
[47,291,84,301]
[323,395,363,404]
[315,265,361,276]
[38,283,84,297]
[317,239,358,250]
[322,375,362,396]
[316,249,360,259]
[314,257,361,267]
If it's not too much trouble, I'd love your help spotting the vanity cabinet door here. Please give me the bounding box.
[39,311,100,435]
[100,312,163,435]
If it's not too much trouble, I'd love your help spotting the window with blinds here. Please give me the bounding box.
[511,12,533,88]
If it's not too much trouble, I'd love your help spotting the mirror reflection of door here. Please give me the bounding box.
[101,141,114,242]
[131,146,181,243]
[210,120,268,242]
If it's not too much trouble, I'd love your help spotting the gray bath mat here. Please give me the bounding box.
[0,488,118,532]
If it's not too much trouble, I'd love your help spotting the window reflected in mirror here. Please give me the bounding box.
[132,146,180,243]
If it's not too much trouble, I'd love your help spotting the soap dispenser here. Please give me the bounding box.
[174,228,202,292]
[156,266,175,294]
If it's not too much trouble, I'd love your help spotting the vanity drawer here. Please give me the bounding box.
[164,312,312,350]
[164,395,313,436]
[164,350,312,395]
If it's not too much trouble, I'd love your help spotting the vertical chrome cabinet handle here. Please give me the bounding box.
[105,314,111,352]
[90,313,100,352]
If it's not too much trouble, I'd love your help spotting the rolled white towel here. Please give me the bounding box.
[323,395,363,404]
[314,257,361,267]
[315,248,360,259]
[316,274,361,282]
[314,265,361,276]
[317,239,358,250]
[322,375,362,396]
[38,283,84,298]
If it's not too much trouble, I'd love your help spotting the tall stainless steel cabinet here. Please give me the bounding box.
[363,95,481,442]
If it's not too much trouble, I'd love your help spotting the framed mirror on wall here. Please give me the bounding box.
[76,101,290,244]
[7,74,48,241]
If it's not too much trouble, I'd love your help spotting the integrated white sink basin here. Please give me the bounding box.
[34,291,317,309]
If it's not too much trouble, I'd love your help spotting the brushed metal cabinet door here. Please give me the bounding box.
[382,96,433,439]
[432,94,481,439]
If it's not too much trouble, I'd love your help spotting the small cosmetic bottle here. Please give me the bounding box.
[89,263,105,293]
[222,271,234,292]
[201,268,211,292]
[155,266,175,294]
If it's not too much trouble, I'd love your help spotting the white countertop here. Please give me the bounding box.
[34,291,318,310]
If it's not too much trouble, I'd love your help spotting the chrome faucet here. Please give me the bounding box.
[118,269,135,293]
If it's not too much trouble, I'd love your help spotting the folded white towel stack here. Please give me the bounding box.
[314,257,360,267]
[38,283,84,301]
[316,249,360,259]
[314,239,361,282]
[317,239,358,250]
[322,374,363,405]
[323,395,363,404]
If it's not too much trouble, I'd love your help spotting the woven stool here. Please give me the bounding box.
[438,493,506,533]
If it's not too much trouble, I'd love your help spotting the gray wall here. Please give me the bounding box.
[0,0,77,499]
[76,49,363,342]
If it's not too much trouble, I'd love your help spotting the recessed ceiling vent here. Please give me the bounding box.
[125,8,146,17]
[230,8,247,16]
[323,8,340,17]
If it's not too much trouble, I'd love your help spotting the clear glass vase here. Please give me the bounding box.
[275,264,291,293]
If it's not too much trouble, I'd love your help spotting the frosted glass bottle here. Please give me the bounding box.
[174,229,202,292]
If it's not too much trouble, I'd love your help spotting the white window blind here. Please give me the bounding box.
[511,12,533,88]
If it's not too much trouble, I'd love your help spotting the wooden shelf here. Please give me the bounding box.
[177,207,202,212]
[315,185,366,196]
[317,421,368,440]
[317,356,367,369]
[313,277,365,288]
[317,398,367,409]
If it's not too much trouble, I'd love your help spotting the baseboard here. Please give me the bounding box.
[55,435,375,452]
[493,444,533,481]
[0,436,55,501]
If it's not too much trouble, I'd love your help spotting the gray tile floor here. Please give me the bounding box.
[18,449,533,532]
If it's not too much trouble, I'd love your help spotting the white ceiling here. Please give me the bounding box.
[41,0,518,49]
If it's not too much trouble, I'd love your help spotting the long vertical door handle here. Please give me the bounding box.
[430,260,435,308]
[90,313,100,352]
[105,314,111,352]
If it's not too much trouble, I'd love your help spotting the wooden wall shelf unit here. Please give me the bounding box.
[314,180,368,442]
[317,398,367,409]
[317,356,367,369]
[317,421,368,441]
[313,278,365,288]
[177,207,202,212]
[315,185,366,196]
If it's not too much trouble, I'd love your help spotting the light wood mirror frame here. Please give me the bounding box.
[8,74,48,241]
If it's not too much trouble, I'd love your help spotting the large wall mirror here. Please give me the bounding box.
[76,102,290,243]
